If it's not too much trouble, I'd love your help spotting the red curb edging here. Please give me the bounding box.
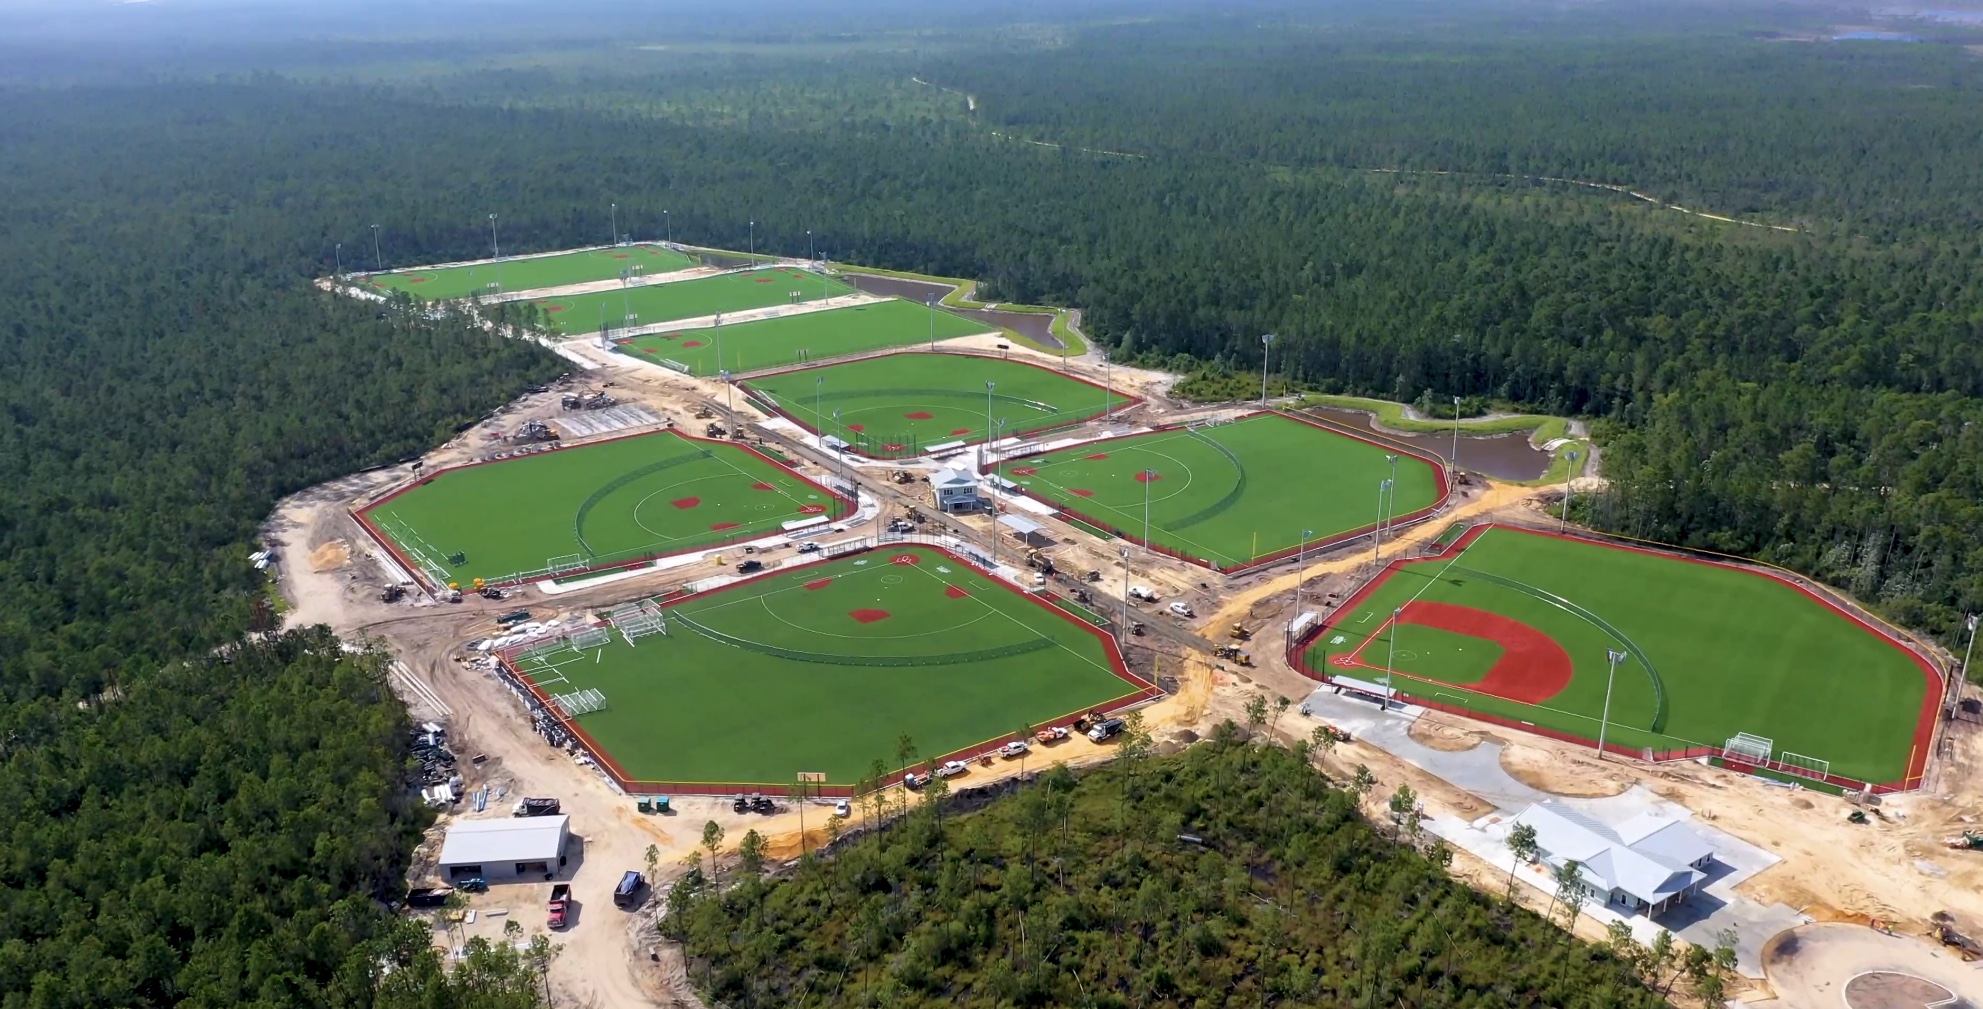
[352,428,856,594]
[498,543,1161,796]
[1286,522,1944,793]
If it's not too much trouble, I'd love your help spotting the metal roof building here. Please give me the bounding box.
[437,815,571,883]
[1512,802,1714,915]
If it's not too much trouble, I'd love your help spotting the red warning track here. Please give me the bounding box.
[1335,600,1572,704]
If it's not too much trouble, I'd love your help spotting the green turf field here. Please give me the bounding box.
[1302,525,1935,785]
[740,352,1122,454]
[614,298,990,375]
[531,267,858,336]
[508,546,1146,787]
[359,430,850,586]
[1004,413,1445,570]
[365,245,696,300]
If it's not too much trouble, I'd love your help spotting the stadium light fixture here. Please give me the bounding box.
[1373,478,1392,562]
[370,224,381,272]
[1384,454,1399,537]
[1451,395,1462,471]
[748,220,755,267]
[1293,528,1315,617]
[663,209,671,244]
[1560,450,1580,529]
[1383,606,1403,709]
[334,242,342,278]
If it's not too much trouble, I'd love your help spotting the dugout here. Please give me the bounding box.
[997,514,1054,548]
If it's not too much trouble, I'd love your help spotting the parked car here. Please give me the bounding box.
[1168,601,1195,618]
[1000,740,1031,759]
[833,799,851,818]
[934,760,969,779]
[405,887,452,909]
[737,559,765,574]
[797,541,822,553]
[613,871,644,909]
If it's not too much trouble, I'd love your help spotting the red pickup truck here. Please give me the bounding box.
[547,884,571,930]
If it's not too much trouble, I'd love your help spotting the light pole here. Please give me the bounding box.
[488,213,500,292]
[1384,453,1400,537]
[1383,606,1402,710]
[1293,528,1314,617]
[713,315,723,374]
[807,229,815,263]
[1373,479,1392,562]
[1142,469,1159,554]
[927,297,936,349]
[1450,395,1462,472]
[1102,350,1113,417]
[663,209,671,244]
[610,202,617,245]
[1120,546,1132,644]
[832,408,847,482]
[370,224,381,271]
[748,220,756,266]
[334,243,342,278]
[1597,648,1627,759]
[1956,615,1978,720]
[720,369,734,415]
[1259,334,1275,406]
[1559,450,1581,530]
[985,381,997,453]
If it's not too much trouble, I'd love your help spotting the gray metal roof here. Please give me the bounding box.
[932,469,977,489]
[437,815,570,866]
[1514,803,1703,906]
[997,514,1047,536]
[1616,813,1717,868]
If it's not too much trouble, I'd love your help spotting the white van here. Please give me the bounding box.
[1168,601,1195,618]
[1128,585,1159,602]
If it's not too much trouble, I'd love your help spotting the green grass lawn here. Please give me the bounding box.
[532,267,857,336]
[1004,413,1446,570]
[1302,525,1935,785]
[365,244,696,300]
[359,430,849,586]
[509,546,1146,787]
[740,352,1123,455]
[615,298,990,375]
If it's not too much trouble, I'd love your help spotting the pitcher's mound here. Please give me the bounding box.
[1845,972,1956,1009]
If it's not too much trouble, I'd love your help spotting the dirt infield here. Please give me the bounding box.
[1757,923,1982,1009]
[1336,600,1574,704]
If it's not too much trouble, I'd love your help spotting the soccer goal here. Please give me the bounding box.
[1776,751,1831,781]
[547,553,587,575]
[551,688,606,717]
[609,599,669,643]
[1722,732,1773,765]
[568,627,613,653]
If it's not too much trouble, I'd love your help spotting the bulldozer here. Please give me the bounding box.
[1943,831,1983,851]
[1214,644,1253,667]
[1228,624,1252,641]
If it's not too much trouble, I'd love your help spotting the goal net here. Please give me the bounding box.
[547,554,587,574]
[568,627,613,653]
[1777,751,1831,780]
[551,688,606,717]
[1722,732,1773,764]
[609,599,669,643]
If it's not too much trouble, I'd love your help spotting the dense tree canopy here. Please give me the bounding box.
[5,3,1983,1004]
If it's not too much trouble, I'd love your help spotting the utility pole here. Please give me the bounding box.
[1597,649,1627,759]
[370,224,381,271]
[1293,528,1314,618]
[1142,470,1158,554]
[1383,606,1402,709]
[1259,333,1275,407]
[1560,450,1580,530]
[748,220,756,266]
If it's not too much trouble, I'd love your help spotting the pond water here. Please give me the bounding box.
[1832,30,1923,40]
[842,272,1063,349]
[1299,406,1557,482]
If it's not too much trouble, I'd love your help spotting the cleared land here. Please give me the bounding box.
[740,352,1124,455]
[359,430,849,586]
[615,298,989,376]
[365,244,696,300]
[508,546,1148,788]
[1300,524,1935,786]
[1003,412,1445,570]
[532,267,856,336]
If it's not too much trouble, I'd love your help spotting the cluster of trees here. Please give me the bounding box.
[0,78,562,1004]
[664,721,1719,1006]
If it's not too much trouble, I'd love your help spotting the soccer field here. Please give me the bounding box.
[358,430,851,587]
[505,546,1154,790]
[365,244,697,300]
[531,267,857,336]
[1298,524,1939,787]
[740,352,1125,455]
[615,299,991,375]
[1002,412,1447,571]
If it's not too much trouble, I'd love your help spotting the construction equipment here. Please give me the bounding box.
[1847,809,1869,825]
[1035,725,1071,744]
[513,797,561,817]
[693,407,715,420]
[1213,644,1253,666]
[1072,709,1109,731]
[705,423,726,437]
[510,419,559,444]
[1943,831,1983,850]
[480,586,504,600]
[547,884,571,930]
[1228,624,1252,641]
[562,390,614,411]
[380,584,408,603]
[1932,913,1983,960]
[892,470,916,485]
